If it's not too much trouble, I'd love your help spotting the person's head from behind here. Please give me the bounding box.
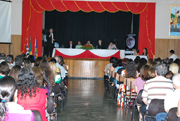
[117,59,123,66]
[15,55,24,66]
[24,60,32,68]
[98,40,102,45]
[110,57,115,63]
[34,57,42,67]
[169,63,179,75]
[27,55,35,65]
[0,76,17,120]
[31,66,43,87]
[39,60,55,86]
[49,62,57,76]
[140,65,150,81]
[148,67,156,80]
[165,71,174,80]
[0,62,9,76]
[5,55,13,64]
[125,61,136,78]
[170,50,175,55]
[78,41,81,45]
[17,68,38,99]
[49,58,56,63]
[155,63,168,77]
[70,41,72,45]
[8,65,21,82]
[172,74,180,89]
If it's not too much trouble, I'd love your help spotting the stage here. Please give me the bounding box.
[52,48,125,78]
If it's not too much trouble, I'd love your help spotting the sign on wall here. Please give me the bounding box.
[170,5,180,38]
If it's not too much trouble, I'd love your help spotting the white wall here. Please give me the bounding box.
[11,0,22,35]
[11,0,180,39]
[155,0,180,39]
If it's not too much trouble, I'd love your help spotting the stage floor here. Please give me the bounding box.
[57,79,139,121]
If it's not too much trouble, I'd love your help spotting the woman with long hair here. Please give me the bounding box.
[142,48,149,59]
[49,62,63,94]
[17,68,47,121]
[39,60,55,86]
[8,65,21,82]
[0,76,34,121]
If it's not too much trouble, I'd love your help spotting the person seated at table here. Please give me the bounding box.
[75,41,82,49]
[108,41,117,50]
[84,40,93,48]
[96,40,103,49]
[142,48,149,59]
[66,40,75,49]
[134,49,139,56]
[0,76,34,121]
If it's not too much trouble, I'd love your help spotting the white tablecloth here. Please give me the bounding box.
[52,48,125,59]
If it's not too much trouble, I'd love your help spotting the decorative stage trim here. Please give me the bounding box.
[21,0,155,59]
[52,48,123,59]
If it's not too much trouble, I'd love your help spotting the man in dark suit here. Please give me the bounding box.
[96,40,103,49]
[67,41,75,49]
[46,28,55,57]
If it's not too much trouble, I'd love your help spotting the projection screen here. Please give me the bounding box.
[0,1,11,43]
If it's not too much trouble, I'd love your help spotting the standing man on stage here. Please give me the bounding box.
[46,28,55,57]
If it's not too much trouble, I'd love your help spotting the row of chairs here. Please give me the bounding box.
[105,69,137,109]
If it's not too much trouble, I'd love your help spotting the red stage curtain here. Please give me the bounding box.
[21,0,155,59]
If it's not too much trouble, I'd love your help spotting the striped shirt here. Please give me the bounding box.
[142,76,173,108]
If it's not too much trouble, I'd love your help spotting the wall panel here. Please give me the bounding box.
[64,58,109,78]
[155,39,180,59]
[0,35,21,58]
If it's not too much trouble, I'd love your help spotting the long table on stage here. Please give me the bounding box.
[52,48,125,59]
[52,48,125,78]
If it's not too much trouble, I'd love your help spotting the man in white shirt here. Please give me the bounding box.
[156,74,180,121]
[169,50,177,61]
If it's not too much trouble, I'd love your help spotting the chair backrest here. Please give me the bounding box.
[165,107,178,121]
[136,89,143,104]
[4,110,34,121]
[31,110,42,121]
[124,78,136,90]
[148,99,165,117]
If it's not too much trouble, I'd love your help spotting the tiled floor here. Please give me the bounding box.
[57,79,139,121]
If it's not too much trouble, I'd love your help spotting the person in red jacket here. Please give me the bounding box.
[17,68,48,121]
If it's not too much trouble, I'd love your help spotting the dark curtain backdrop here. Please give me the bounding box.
[45,10,139,49]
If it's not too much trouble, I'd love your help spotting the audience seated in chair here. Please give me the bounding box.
[8,65,21,82]
[17,68,48,121]
[0,62,9,78]
[156,74,180,121]
[0,76,34,121]
[141,63,173,120]
[104,57,114,89]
